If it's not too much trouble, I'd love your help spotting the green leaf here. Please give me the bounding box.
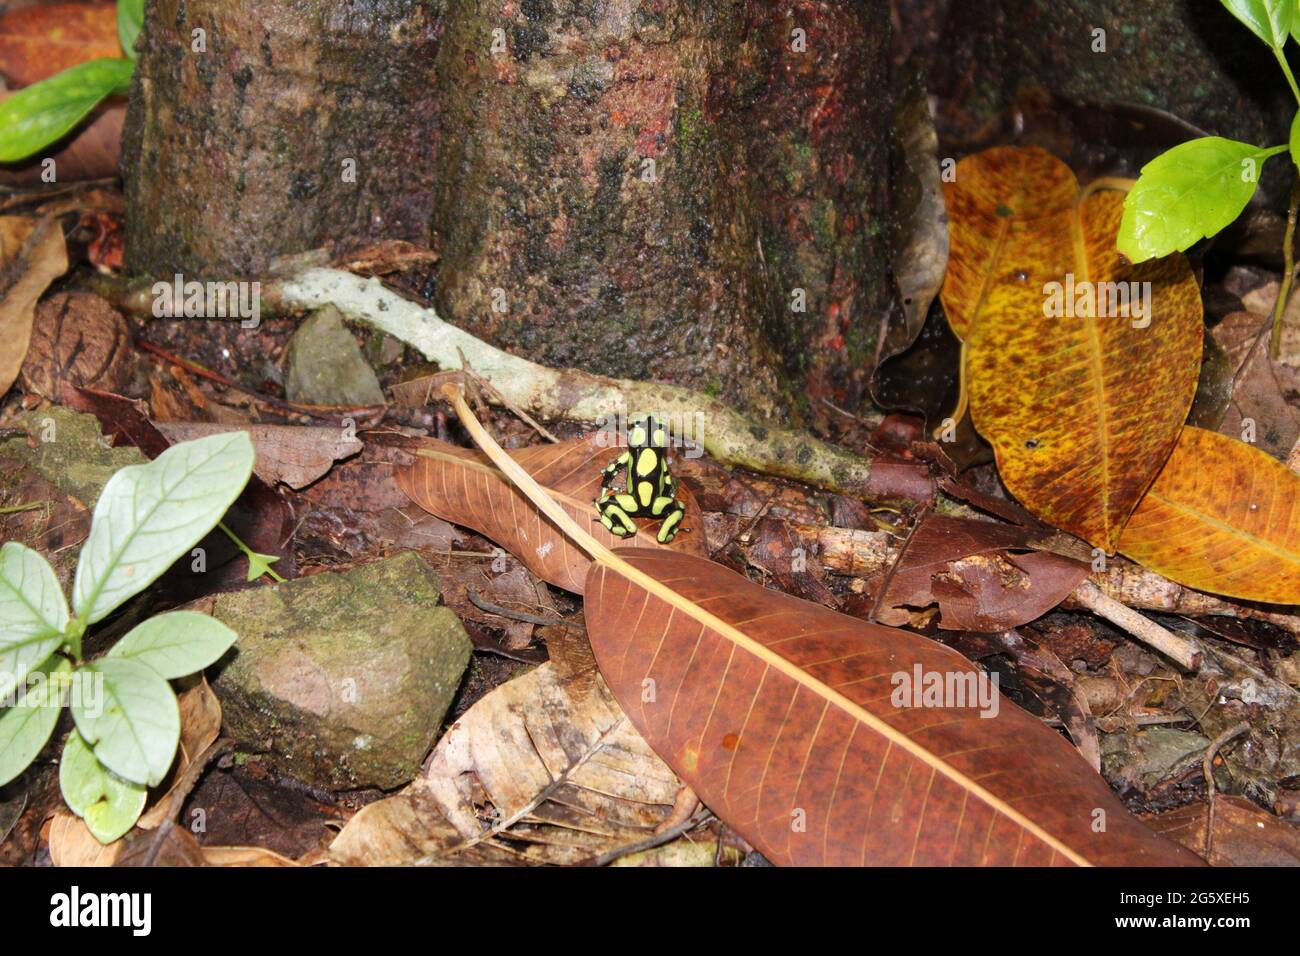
[1220,0,1294,46]
[72,432,255,626]
[117,0,145,60]
[0,58,134,164]
[1118,137,1287,262]
[1292,110,1300,168]
[0,657,71,788]
[59,729,146,844]
[0,542,69,702]
[70,658,179,788]
[108,611,236,679]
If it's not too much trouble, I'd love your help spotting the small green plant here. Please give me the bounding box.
[1119,0,1300,356]
[0,0,142,163]
[0,431,255,843]
[1118,0,1300,264]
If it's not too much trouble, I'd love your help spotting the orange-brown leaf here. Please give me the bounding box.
[396,435,707,594]
[584,548,1203,866]
[1120,426,1300,603]
[942,147,1203,550]
[0,2,122,88]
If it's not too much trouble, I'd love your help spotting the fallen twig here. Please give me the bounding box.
[1069,582,1201,671]
[267,267,928,505]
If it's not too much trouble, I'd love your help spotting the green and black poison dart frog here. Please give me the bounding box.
[595,415,687,543]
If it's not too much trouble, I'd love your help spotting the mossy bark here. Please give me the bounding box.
[430,0,892,416]
[123,0,444,279]
[931,0,1294,149]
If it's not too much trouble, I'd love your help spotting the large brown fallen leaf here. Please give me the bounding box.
[1120,426,1300,603]
[439,383,1201,867]
[942,147,1203,551]
[585,549,1201,866]
[397,434,707,594]
[0,217,69,397]
[330,632,683,866]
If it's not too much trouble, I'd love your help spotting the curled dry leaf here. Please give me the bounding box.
[0,2,121,88]
[396,434,707,595]
[1120,426,1300,603]
[154,423,363,490]
[330,638,683,866]
[19,291,131,400]
[0,217,69,398]
[877,515,1088,631]
[942,147,1203,551]
[584,549,1202,866]
[874,64,949,395]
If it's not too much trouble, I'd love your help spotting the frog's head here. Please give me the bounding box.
[628,415,668,449]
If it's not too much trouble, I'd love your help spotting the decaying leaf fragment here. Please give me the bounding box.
[942,147,1203,551]
[876,514,1088,631]
[1120,426,1300,603]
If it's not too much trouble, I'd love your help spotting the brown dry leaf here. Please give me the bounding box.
[0,2,121,87]
[397,434,707,594]
[331,643,683,866]
[138,679,222,830]
[1144,795,1300,866]
[877,515,1088,631]
[19,291,131,400]
[1209,311,1300,459]
[942,147,1203,551]
[0,217,69,397]
[584,548,1203,866]
[1120,426,1300,603]
[153,423,363,490]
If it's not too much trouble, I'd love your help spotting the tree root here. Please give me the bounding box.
[269,267,931,506]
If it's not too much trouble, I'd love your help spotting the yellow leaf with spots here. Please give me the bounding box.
[1120,427,1300,603]
[941,147,1203,551]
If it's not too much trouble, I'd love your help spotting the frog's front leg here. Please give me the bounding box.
[596,492,640,538]
[649,496,686,543]
[599,450,633,494]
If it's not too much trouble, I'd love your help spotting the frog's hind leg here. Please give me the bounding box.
[597,493,640,538]
[650,496,686,544]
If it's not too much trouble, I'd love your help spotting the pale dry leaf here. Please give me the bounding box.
[331,656,683,866]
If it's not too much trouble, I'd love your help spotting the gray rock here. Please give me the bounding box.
[284,306,385,407]
[210,552,471,790]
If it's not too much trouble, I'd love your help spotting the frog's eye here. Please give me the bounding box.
[629,425,647,447]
